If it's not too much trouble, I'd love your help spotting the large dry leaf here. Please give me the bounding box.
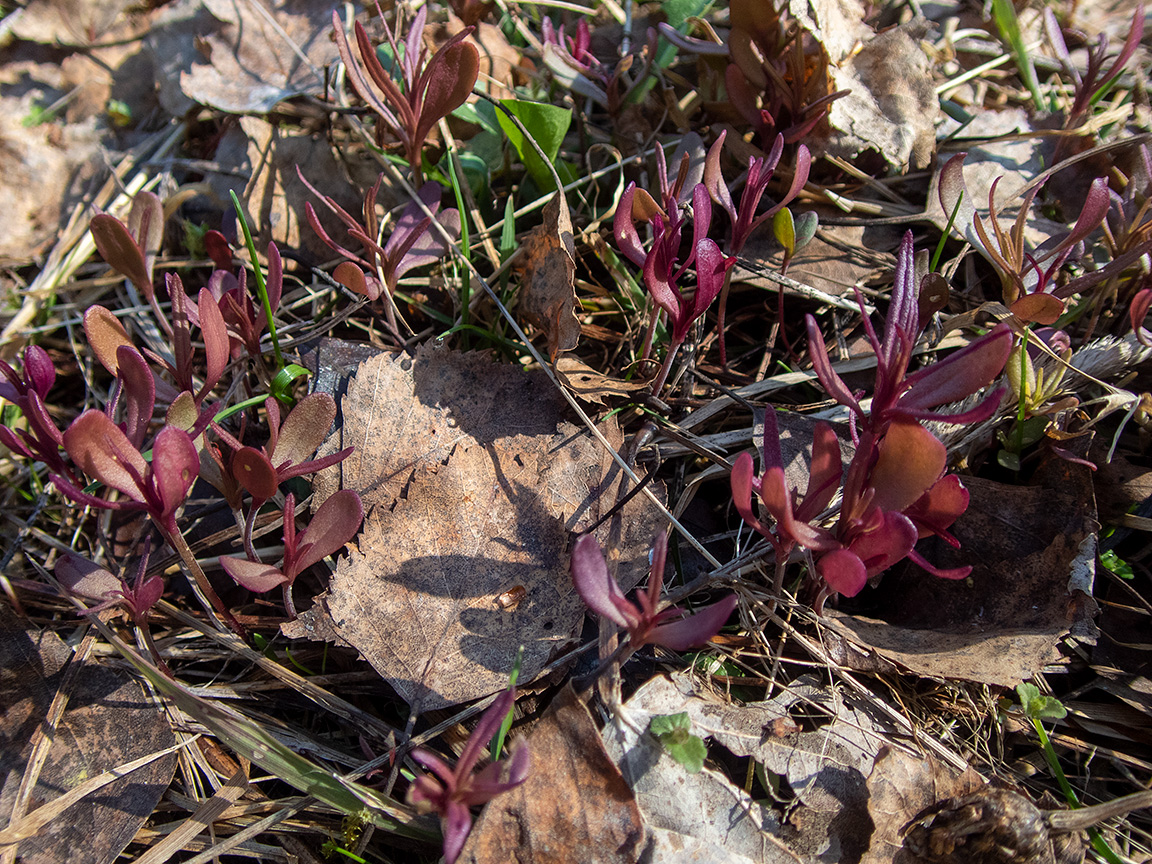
[824,449,1099,685]
[459,684,646,864]
[517,192,580,359]
[0,606,177,864]
[601,675,798,864]
[825,21,939,171]
[860,747,985,864]
[146,0,337,115]
[290,344,664,709]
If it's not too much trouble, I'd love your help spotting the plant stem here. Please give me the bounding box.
[1031,716,1124,864]
[165,527,247,639]
[650,340,682,398]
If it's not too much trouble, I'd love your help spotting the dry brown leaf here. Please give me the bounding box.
[0,606,177,864]
[205,116,374,261]
[290,344,664,709]
[825,449,1099,685]
[736,216,902,298]
[517,192,580,360]
[146,0,337,115]
[458,684,647,864]
[440,15,523,102]
[0,88,102,263]
[860,747,985,864]
[826,21,940,171]
[8,0,144,45]
[553,356,647,406]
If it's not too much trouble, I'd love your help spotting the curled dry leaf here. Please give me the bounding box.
[861,746,985,864]
[517,191,580,360]
[825,20,940,171]
[146,0,338,115]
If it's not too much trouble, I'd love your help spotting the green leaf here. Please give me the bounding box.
[1100,549,1134,580]
[271,364,311,402]
[772,208,796,256]
[1016,683,1067,720]
[496,99,572,193]
[649,712,707,773]
[98,629,438,841]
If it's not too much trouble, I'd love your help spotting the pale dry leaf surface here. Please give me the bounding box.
[728,676,886,862]
[0,606,177,864]
[8,0,144,45]
[0,83,102,262]
[826,21,940,171]
[205,116,372,259]
[601,674,795,864]
[459,684,646,864]
[146,0,338,115]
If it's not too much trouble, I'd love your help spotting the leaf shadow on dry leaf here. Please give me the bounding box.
[825,445,1099,686]
[289,343,665,710]
[737,215,903,300]
[0,605,176,864]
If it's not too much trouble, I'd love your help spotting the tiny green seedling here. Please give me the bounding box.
[649,712,706,773]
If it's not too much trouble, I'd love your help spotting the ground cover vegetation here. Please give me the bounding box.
[1,0,1152,860]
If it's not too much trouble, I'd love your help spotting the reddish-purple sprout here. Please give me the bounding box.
[571,533,737,651]
[408,687,530,864]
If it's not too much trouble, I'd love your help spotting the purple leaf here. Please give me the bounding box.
[869,418,946,514]
[613,183,648,267]
[116,345,155,449]
[222,556,289,593]
[415,40,480,149]
[271,393,337,469]
[900,324,1012,411]
[151,425,199,522]
[805,315,863,415]
[850,510,918,577]
[56,553,120,601]
[90,213,152,298]
[64,410,149,502]
[232,447,279,501]
[294,489,364,574]
[816,549,867,597]
[903,474,969,541]
[24,346,56,399]
[197,288,229,399]
[570,533,634,628]
[648,593,738,651]
[84,306,135,377]
[703,130,736,224]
